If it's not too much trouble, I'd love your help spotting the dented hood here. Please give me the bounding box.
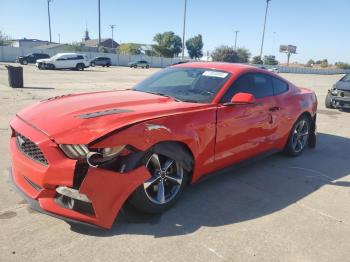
[16,90,205,144]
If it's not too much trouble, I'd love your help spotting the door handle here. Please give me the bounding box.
[269,106,280,112]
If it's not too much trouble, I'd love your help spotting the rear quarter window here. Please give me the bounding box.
[272,77,289,95]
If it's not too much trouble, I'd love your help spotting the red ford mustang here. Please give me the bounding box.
[9,62,317,228]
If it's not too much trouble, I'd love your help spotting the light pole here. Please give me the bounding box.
[259,0,271,58]
[234,30,239,49]
[98,0,101,46]
[181,0,187,60]
[47,0,53,43]
[109,25,116,48]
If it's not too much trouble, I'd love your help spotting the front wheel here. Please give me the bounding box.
[90,62,95,67]
[128,150,189,214]
[76,63,85,71]
[284,115,310,156]
[325,93,334,109]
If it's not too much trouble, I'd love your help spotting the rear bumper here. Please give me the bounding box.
[9,116,151,229]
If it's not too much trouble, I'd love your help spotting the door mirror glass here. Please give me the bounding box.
[230,92,256,104]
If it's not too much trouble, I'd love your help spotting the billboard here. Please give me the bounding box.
[279,45,297,54]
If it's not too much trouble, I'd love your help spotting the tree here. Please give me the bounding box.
[236,48,251,63]
[263,55,278,65]
[152,31,182,57]
[0,30,10,46]
[185,34,203,59]
[335,62,350,70]
[98,46,108,53]
[63,42,83,52]
[320,59,328,68]
[116,43,141,55]
[306,59,315,67]
[252,56,263,64]
[211,46,239,62]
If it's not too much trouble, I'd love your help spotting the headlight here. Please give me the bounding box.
[331,89,338,95]
[59,144,89,159]
[59,144,126,163]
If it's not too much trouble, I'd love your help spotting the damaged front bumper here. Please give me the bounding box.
[9,117,150,229]
[332,96,350,109]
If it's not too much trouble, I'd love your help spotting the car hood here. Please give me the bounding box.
[335,81,350,91]
[36,58,52,63]
[16,90,207,144]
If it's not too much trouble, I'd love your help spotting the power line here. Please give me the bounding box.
[98,0,101,46]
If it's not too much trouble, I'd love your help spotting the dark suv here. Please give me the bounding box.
[16,53,50,65]
[90,57,111,67]
[326,73,350,109]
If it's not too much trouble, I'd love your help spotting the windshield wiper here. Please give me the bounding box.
[137,90,183,102]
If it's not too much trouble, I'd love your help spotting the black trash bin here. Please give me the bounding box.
[6,65,23,88]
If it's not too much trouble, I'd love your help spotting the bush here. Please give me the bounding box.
[335,62,350,70]
[252,56,263,64]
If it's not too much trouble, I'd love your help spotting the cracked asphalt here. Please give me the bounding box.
[0,63,349,262]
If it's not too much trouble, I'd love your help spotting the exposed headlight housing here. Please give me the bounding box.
[59,144,126,164]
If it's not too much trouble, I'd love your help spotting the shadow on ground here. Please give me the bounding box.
[69,133,350,237]
[24,86,55,90]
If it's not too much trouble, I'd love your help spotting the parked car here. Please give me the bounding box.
[268,67,279,74]
[325,73,350,109]
[36,53,90,70]
[128,60,150,68]
[16,53,50,65]
[90,57,111,67]
[9,62,317,229]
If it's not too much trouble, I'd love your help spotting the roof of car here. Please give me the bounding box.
[172,62,258,74]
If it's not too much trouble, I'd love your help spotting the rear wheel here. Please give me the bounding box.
[128,148,190,214]
[284,115,310,156]
[90,62,95,67]
[325,93,334,109]
[22,60,28,65]
[146,65,150,69]
[106,63,111,67]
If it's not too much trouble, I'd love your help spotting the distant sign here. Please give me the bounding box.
[279,45,297,54]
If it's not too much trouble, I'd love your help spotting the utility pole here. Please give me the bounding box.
[259,0,271,58]
[47,0,53,43]
[181,0,187,60]
[98,0,101,46]
[234,30,239,49]
[58,33,60,43]
[109,25,116,48]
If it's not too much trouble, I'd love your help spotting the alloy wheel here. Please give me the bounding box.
[291,119,309,153]
[143,153,184,205]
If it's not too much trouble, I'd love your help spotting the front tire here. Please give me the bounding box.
[76,63,85,71]
[325,93,334,109]
[284,115,310,156]
[128,147,190,214]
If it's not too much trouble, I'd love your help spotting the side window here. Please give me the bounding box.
[272,77,289,95]
[77,55,84,60]
[220,73,273,102]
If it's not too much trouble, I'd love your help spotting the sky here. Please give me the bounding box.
[1,0,350,64]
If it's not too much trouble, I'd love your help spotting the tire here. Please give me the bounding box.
[134,65,138,68]
[325,93,334,109]
[128,143,192,214]
[284,115,310,156]
[90,62,95,67]
[76,63,84,71]
[146,65,150,69]
[22,60,28,65]
[106,63,111,67]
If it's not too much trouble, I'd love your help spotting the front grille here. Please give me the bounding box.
[15,132,48,166]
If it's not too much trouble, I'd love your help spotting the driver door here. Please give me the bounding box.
[214,73,279,168]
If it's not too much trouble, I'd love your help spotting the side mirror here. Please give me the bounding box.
[230,92,256,104]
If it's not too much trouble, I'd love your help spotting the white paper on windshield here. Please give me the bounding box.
[202,71,228,78]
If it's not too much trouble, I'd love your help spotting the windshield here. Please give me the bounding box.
[133,67,230,103]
